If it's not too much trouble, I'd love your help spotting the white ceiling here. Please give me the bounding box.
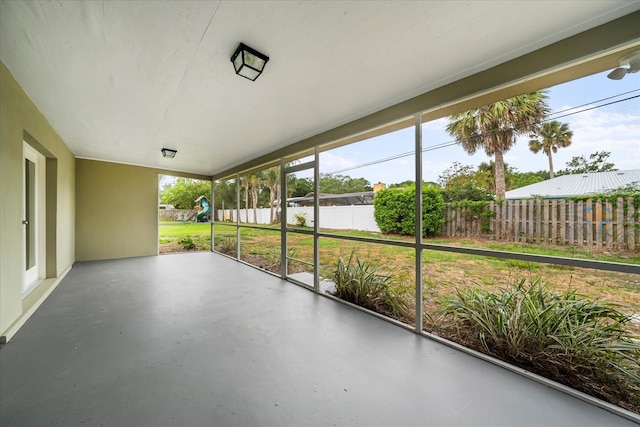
[1,1,639,176]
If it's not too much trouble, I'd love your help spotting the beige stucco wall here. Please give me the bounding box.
[0,62,76,337]
[75,159,159,261]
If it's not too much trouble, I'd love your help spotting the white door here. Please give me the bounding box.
[23,142,45,295]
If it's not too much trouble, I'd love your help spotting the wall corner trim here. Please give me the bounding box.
[2,265,72,342]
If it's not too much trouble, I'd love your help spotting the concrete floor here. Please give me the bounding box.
[0,252,637,427]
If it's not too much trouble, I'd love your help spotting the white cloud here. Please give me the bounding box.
[319,151,358,174]
[502,106,640,173]
[558,108,640,170]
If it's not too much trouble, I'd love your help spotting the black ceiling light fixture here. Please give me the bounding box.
[161,148,177,158]
[231,43,270,81]
[607,50,640,80]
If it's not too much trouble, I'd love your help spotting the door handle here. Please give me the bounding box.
[22,220,28,225]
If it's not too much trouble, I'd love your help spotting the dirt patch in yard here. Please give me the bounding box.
[159,242,209,254]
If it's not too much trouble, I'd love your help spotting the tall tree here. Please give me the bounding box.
[476,160,514,192]
[213,179,236,221]
[557,151,618,175]
[446,91,549,199]
[161,178,211,210]
[249,173,262,224]
[528,120,573,179]
[437,162,493,202]
[264,166,280,223]
[388,180,415,189]
[510,170,549,189]
[288,176,313,197]
[240,176,250,223]
[318,174,372,194]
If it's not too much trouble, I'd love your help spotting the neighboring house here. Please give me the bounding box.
[504,170,640,199]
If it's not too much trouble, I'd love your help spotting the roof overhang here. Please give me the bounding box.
[1,1,639,179]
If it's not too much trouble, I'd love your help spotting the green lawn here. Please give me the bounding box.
[159,221,211,242]
[158,222,212,252]
[163,222,640,265]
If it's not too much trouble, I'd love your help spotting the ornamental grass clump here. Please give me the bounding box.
[215,237,237,256]
[438,279,640,412]
[330,252,410,320]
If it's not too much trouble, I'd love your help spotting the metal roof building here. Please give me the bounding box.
[504,170,640,199]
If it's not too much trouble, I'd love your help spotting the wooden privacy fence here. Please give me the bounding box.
[442,198,639,250]
[159,209,197,222]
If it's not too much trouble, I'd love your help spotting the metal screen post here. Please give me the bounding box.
[233,173,240,260]
[280,158,287,278]
[414,114,424,333]
[214,179,219,252]
[313,147,320,292]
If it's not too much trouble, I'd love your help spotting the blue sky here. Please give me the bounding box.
[318,70,640,186]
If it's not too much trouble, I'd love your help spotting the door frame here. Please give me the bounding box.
[23,141,46,296]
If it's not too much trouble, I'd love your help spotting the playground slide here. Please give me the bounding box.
[196,197,211,222]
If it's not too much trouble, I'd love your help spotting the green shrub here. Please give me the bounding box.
[441,182,493,202]
[438,279,640,411]
[373,184,445,236]
[329,251,409,319]
[293,212,308,227]
[178,235,196,249]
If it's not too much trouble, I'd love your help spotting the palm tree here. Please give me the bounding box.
[214,180,236,222]
[477,160,514,193]
[249,173,262,224]
[264,166,280,223]
[528,120,573,179]
[240,176,250,223]
[446,91,549,199]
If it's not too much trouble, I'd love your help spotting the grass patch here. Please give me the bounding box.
[159,222,210,238]
[159,222,211,253]
[208,224,640,316]
[435,238,640,265]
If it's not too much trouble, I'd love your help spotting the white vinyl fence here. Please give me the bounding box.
[216,205,380,232]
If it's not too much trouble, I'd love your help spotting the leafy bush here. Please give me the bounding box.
[438,280,640,411]
[293,212,308,227]
[440,182,494,202]
[178,235,196,249]
[161,177,211,209]
[373,184,445,236]
[329,251,409,319]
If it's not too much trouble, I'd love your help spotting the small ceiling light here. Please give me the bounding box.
[607,50,640,80]
[231,43,270,81]
[161,148,177,158]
